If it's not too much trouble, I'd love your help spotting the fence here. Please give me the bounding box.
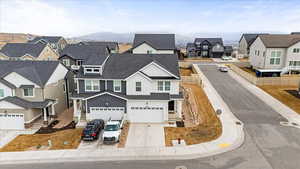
[230,64,300,86]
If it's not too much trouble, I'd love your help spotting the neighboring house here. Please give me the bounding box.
[224,46,233,56]
[28,36,67,53]
[71,53,183,123]
[186,38,225,58]
[130,34,176,54]
[0,61,69,129]
[78,41,119,53]
[239,33,268,57]
[249,34,300,76]
[0,42,59,60]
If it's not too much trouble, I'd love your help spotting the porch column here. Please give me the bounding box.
[177,100,183,119]
[51,104,56,117]
[43,108,48,124]
[73,99,77,116]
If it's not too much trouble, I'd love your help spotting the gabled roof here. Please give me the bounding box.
[224,46,233,52]
[0,78,16,89]
[79,41,118,50]
[239,33,269,46]
[102,53,180,79]
[28,36,63,44]
[194,38,223,46]
[133,34,176,50]
[186,43,195,49]
[0,42,46,58]
[0,96,54,109]
[258,34,300,48]
[60,44,110,65]
[0,61,61,87]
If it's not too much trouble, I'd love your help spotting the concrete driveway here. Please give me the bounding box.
[125,123,165,148]
[78,130,117,150]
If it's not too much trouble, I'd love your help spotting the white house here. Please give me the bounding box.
[249,34,300,76]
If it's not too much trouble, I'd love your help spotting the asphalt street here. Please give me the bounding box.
[1,64,300,169]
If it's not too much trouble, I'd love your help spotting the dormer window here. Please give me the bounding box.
[84,67,101,74]
[76,60,83,66]
[202,45,208,49]
[23,88,34,97]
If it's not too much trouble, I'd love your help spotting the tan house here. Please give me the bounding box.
[28,36,68,53]
[0,61,69,129]
[0,42,59,60]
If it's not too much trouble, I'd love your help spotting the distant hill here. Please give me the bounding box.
[72,32,244,47]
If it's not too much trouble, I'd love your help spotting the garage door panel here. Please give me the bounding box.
[0,113,24,130]
[88,107,124,121]
[128,106,164,123]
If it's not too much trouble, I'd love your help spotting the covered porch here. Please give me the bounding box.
[168,99,183,122]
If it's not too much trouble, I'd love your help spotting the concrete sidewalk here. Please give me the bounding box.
[0,65,244,164]
[229,70,300,127]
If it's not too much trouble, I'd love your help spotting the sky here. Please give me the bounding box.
[0,0,300,37]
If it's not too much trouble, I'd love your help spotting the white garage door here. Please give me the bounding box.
[128,106,164,123]
[0,113,24,130]
[89,107,125,121]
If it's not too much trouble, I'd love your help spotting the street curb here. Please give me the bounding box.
[0,64,245,165]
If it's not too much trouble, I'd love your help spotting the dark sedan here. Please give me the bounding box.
[81,119,105,141]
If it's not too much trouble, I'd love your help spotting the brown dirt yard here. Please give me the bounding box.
[117,122,130,148]
[180,68,194,76]
[164,83,222,146]
[239,66,257,77]
[119,43,132,53]
[0,129,83,152]
[259,85,300,115]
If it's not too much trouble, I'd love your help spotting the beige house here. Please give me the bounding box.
[249,34,300,76]
[28,36,68,53]
[0,61,69,129]
[239,33,268,57]
[0,42,59,60]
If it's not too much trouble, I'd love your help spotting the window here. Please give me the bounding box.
[23,88,34,97]
[270,51,281,65]
[136,82,142,92]
[157,81,164,91]
[202,51,208,57]
[293,48,300,53]
[113,80,121,92]
[158,81,171,91]
[202,45,208,49]
[74,80,78,91]
[76,60,83,66]
[147,50,153,54]
[62,59,70,66]
[85,80,100,91]
[0,89,4,97]
[165,81,171,91]
[289,61,300,66]
[84,67,101,74]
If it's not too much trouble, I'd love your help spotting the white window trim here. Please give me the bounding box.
[85,80,100,92]
[157,81,171,92]
[23,88,34,97]
[135,81,142,92]
[270,51,281,65]
[113,80,122,92]
[62,59,70,66]
[84,67,101,74]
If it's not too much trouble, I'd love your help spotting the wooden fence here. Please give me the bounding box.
[230,64,300,86]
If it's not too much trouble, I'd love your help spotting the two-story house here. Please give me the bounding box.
[0,61,69,129]
[71,53,183,123]
[0,42,59,60]
[129,34,176,54]
[249,34,300,77]
[239,33,268,57]
[28,36,68,54]
[78,41,119,53]
[186,38,226,58]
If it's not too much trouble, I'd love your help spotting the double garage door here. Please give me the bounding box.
[128,106,164,123]
[89,107,125,121]
[0,113,24,130]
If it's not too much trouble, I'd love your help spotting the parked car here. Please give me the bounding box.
[81,119,105,141]
[218,65,229,72]
[222,56,232,61]
[102,117,124,144]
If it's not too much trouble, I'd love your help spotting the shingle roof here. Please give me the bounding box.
[0,61,61,87]
[186,43,195,49]
[102,53,179,79]
[224,46,233,52]
[194,38,223,46]
[0,42,46,58]
[240,33,269,46]
[28,36,62,44]
[60,44,109,65]
[0,96,54,109]
[133,34,176,50]
[259,34,300,48]
[80,41,118,50]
